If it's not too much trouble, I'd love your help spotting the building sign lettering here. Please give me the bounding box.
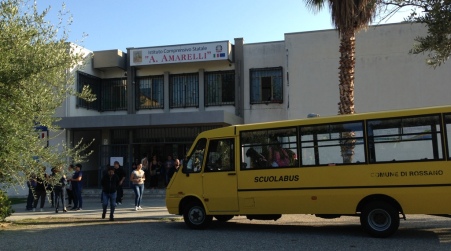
[130,41,231,66]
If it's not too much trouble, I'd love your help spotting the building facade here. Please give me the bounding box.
[51,22,451,188]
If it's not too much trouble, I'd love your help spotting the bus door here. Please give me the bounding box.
[202,138,239,212]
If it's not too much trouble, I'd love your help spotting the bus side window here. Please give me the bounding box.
[205,138,234,172]
[367,115,442,163]
[241,127,298,169]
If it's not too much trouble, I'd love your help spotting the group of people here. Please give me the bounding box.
[100,159,150,220]
[101,154,181,220]
[25,154,181,221]
[26,164,84,213]
[140,154,180,189]
[245,143,295,169]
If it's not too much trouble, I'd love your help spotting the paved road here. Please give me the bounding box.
[3,196,451,250]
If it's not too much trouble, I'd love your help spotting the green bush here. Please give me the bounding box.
[0,190,14,221]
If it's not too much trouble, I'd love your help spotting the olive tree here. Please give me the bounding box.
[380,0,451,68]
[0,0,94,189]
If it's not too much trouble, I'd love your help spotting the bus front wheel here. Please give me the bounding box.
[183,201,212,229]
[360,201,400,238]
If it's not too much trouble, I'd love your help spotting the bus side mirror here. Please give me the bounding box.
[182,166,190,177]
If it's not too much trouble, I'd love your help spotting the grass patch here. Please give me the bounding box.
[9,197,27,205]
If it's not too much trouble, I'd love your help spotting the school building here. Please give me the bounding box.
[50,22,451,188]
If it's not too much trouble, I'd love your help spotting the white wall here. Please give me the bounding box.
[243,41,288,123]
[285,23,451,119]
[355,23,451,112]
[285,29,339,118]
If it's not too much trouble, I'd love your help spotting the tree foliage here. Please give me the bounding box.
[305,0,379,33]
[0,189,13,220]
[0,0,94,188]
[381,0,451,67]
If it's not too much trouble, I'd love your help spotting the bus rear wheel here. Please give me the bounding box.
[214,215,234,222]
[360,201,400,238]
[183,201,212,229]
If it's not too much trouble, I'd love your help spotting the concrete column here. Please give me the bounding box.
[234,38,245,118]
[164,71,170,113]
[66,129,73,148]
[126,48,135,114]
[199,69,205,111]
[128,129,133,168]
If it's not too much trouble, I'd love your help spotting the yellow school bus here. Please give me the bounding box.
[166,105,451,237]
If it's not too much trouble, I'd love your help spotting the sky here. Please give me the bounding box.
[37,0,409,52]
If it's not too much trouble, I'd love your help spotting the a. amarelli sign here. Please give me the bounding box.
[130,41,231,66]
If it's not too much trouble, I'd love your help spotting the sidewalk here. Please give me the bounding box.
[82,188,166,197]
[6,189,180,221]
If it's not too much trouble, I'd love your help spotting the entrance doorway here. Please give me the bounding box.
[132,143,190,188]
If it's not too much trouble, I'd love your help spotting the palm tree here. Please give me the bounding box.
[304,0,378,163]
[304,0,378,115]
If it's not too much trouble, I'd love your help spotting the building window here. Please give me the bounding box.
[101,78,127,111]
[77,71,101,110]
[136,75,164,109]
[170,73,199,108]
[76,72,127,111]
[250,67,283,104]
[205,71,235,106]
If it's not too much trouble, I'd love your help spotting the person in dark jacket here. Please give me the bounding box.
[101,166,120,221]
[113,161,126,205]
[33,167,49,212]
[26,174,37,211]
[51,167,67,213]
[68,163,83,210]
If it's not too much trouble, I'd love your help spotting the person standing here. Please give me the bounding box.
[68,163,83,211]
[174,158,181,170]
[101,166,120,221]
[33,167,48,212]
[50,168,55,208]
[26,174,37,211]
[66,164,74,207]
[51,167,67,213]
[163,155,175,187]
[113,161,126,205]
[130,163,145,211]
[148,155,161,189]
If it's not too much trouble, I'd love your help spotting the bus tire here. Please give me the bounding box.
[183,201,212,230]
[214,215,234,222]
[360,201,400,238]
